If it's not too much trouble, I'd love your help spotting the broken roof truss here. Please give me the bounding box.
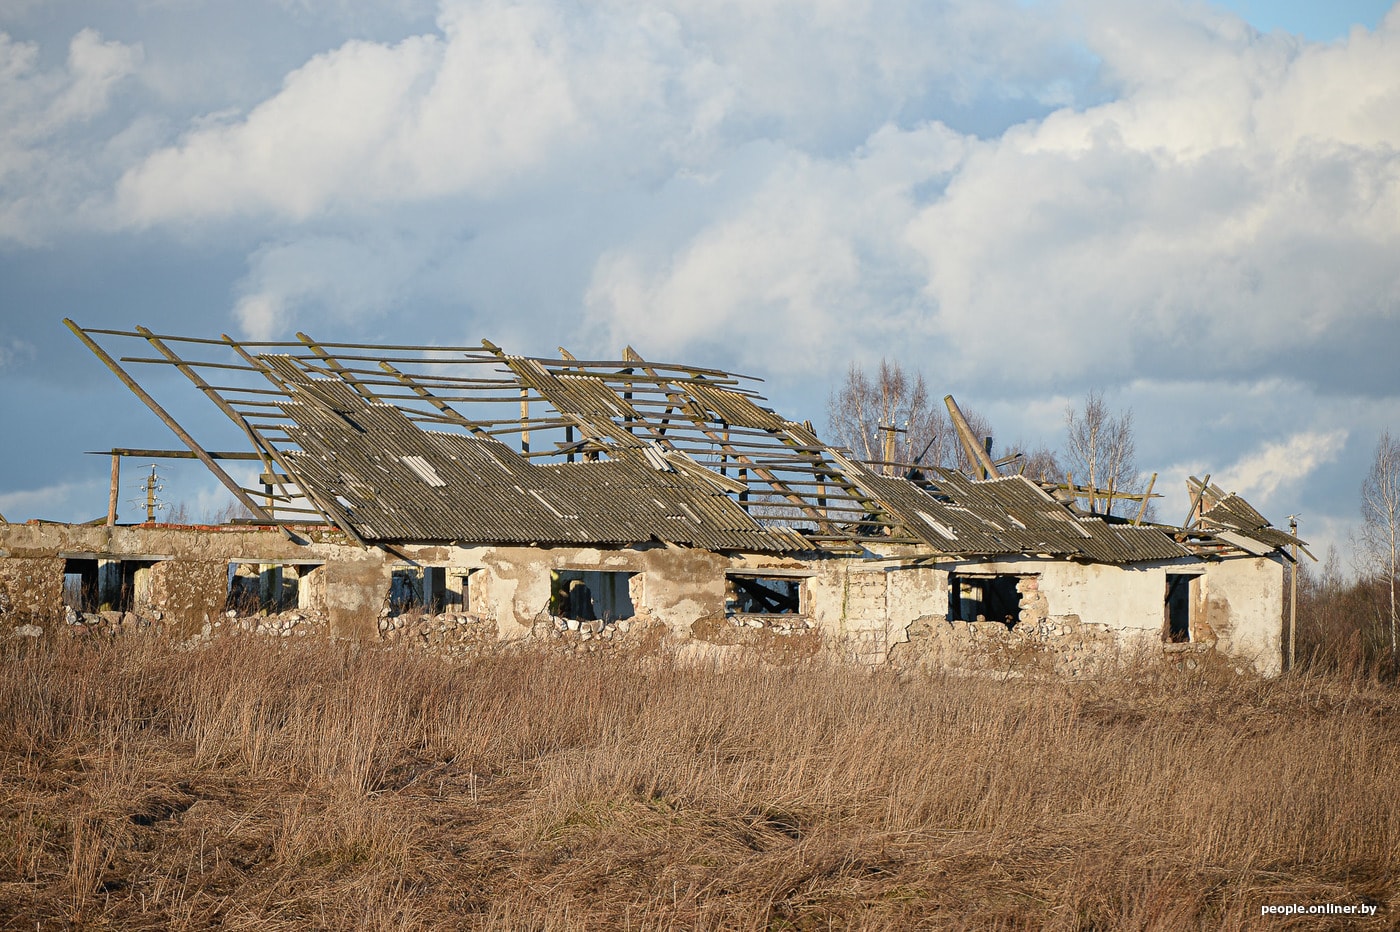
[66,321,1302,563]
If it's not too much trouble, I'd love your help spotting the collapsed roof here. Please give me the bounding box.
[67,322,1302,563]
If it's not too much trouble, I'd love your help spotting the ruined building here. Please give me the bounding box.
[0,322,1304,674]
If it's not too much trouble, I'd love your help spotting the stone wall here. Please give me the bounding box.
[0,555,64,622]
[888,613,1133,677]
[148,560,228,638]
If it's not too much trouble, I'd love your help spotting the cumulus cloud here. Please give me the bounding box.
[0,477,105,519]
[111,0,1081,225]
[902,4,1400,392]
[573,2,1400,397]
[1216,429,1349,504]
[0,336,35,369]
[115,1,644,223]
[232,229,449,338]
[583,122,966,375]
[0,28,141,241]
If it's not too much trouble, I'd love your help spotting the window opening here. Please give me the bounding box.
[947,573,1027,628]
[62,558,99,612]
[725,573,803,615]
[389,567,425,615]
[96,559,157,613]
[550,570,637,622]
[442,568,473,611]
[225,562,313,615]
[1164,573,1195,643]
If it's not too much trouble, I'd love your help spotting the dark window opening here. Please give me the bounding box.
[948,573,1024,628]
[423,566,447,614]
[726,574,803,615]
[389,567,425,615]
[226,563,312,615]
[96,559,157,613]
[550,570,637,622]
[386,566,472,616]
[62,558,99,612]
[1165,574,1195,643]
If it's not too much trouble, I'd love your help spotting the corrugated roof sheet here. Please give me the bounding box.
[858,471,1190,562]
[1199,487,1301,552]
[274,376,804,549]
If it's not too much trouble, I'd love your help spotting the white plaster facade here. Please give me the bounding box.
[1,521,1285,675]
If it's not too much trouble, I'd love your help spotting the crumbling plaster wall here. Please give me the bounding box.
[1,522,1284,675]
[0,521,370,635]
[795,561,947,665]
[434,543,734,640]
[1196,555,1284,676]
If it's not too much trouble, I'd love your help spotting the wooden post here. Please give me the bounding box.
[107,453,120,526]
[944,395,998,480]
[1133,473,1158,525]
[520,387,530,454]
[1183,474,1211,529]
[1289,515,1299,672]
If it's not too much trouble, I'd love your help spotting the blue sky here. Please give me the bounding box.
[1219,0,1394,39]
[1,0,1397,567]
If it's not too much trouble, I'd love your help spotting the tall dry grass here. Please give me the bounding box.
[0,633,1396,930]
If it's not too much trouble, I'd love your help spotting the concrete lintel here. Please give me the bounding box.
[227,557,326,566]
[726,567,813,578]
[57,551,173,563]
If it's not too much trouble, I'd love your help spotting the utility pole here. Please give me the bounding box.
[134,464,167,524]
[1288,514,1299,672]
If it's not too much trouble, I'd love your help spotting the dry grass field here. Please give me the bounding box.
[1,633,1397,930]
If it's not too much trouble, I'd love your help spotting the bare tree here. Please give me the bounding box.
[1003,443,1063,483]
[1063,389,1142,517]
[826,360,994,477]
[1360,429,1400,663]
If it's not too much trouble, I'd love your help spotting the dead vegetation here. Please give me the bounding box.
[1,633,1397,930]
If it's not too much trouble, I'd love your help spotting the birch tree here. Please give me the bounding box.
[1360,429,1400,662]
[826,360,993,476]
[1063,389,1142,517]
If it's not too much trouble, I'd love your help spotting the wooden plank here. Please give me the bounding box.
[65,319,277,525]
[1133,473,1158,526]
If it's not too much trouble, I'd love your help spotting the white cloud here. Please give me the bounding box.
[0,477,105,520]
[904,9,1400,387]
[0,336,34,368]
[1216,429,1349,504]
[232,230,447,338]
[110,0,1083,227]
[114,1,636,223]
[565,4,1400,397]
[582,122,966,375]
[0,28,141,241]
